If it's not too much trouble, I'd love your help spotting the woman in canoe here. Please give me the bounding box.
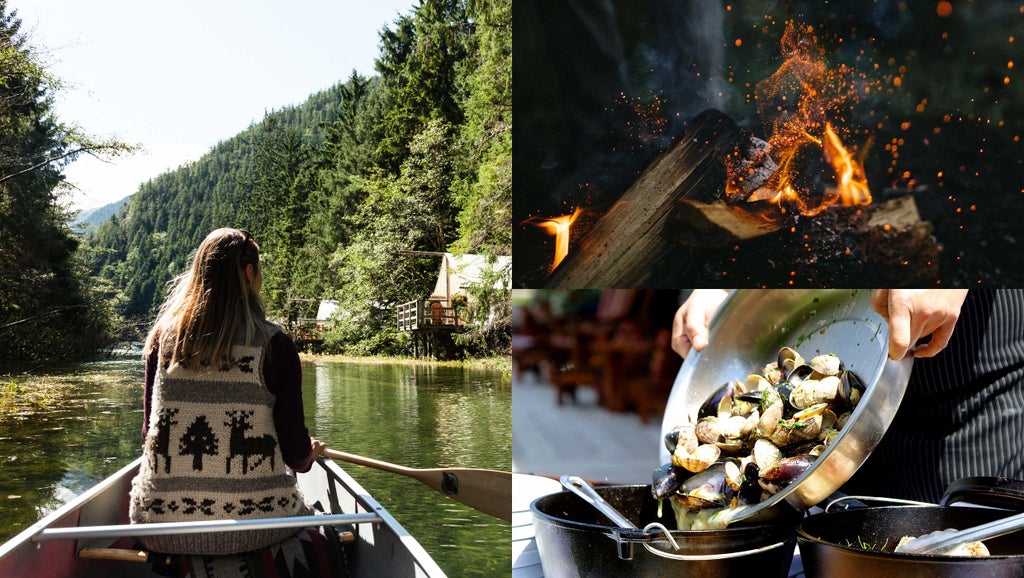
[129,228,328,571]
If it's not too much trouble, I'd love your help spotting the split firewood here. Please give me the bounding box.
[544,109,747,288]
[670,199,787,247]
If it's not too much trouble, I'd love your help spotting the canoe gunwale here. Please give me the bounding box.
[33,512,384,542]
[0,456,448,578]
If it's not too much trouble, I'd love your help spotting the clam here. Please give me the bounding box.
[762,361,783,385]
[673,443,721,473]
[809,353,842,377]
[695,417,722,445]
[664,424,698,455]
[787,363,815,386]
[757,385,785,438]
[790,376,840,409]
[777,347,804,377]
[743,374,770,393]
[752,438,782,471]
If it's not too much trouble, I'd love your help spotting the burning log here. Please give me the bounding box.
[670,199,786,247]
[668,194,939,286]
[543,108,939,288]
[544,109,747,288]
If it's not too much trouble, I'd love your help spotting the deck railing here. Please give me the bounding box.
[397,299,459,331]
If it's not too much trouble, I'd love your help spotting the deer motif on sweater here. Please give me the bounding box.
[152,408,179,473]
[224,410,276,474]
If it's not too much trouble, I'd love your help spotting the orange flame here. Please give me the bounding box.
[747,21,876,215]
[823,124,872,206]
[536,208,581,271]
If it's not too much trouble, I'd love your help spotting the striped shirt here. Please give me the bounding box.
[842,289,1024,503]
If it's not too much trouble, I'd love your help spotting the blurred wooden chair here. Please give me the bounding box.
[626,328,682,424]
[546,331,604,405]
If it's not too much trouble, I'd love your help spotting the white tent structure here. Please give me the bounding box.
[429,253,511,306]
[397,253,510,356]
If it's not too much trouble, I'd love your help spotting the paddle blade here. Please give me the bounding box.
[422,468,512,522]
[322,449,512,522]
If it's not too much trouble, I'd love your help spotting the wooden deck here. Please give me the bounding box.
[396,299,461,331]
[397,299,464,359]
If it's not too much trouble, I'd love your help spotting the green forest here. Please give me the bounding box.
[0,0,511,369]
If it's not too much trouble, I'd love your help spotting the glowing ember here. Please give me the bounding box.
[740,21,876,216]
[535,208,581,271]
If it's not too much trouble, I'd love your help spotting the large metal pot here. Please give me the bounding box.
[797,477,1024,577]
[660,289,914,517]
[531,484,800,577]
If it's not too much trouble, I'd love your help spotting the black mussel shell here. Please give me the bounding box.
[697,382,735,420]
[774,381,799,417]
[739,461,762,504]
[787,364,815,386]
[676,461,733,510]
[759,454,814,486]
[652,462,691,500]
[735,390,764,403]
[836,370,866,411]
[664,429,680,455]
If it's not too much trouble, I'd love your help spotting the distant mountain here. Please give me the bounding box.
[75,195,131,231]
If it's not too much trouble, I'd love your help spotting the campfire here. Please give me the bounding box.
[733,22,875,216]
[533,20,938,289]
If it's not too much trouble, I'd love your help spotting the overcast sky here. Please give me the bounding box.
[8,0,418,211]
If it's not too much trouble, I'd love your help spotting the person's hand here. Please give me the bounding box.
[871,289,968,360]
[309,437,326,461]
[672,290,730,358]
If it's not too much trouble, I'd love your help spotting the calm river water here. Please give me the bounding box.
[0,356,511,577]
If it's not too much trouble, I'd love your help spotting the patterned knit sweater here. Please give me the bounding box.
[129,326,307,555]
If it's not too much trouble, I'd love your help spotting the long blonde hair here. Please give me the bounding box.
[145,228,269,370]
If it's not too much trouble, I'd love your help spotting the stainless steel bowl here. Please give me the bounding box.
[659,289,913,515]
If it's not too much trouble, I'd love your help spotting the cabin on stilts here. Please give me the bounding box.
[397,252,511,359]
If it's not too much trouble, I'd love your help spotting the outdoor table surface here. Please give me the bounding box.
[512,473,561,578]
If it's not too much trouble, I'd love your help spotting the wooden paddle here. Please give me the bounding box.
[323,449,512,522]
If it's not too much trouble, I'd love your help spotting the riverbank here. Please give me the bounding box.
[300,352,511,374]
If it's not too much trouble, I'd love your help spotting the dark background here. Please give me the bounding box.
[514,0,1024,287]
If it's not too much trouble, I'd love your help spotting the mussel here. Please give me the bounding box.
[675,460,736,511]
[652,462,691,500]
[759,454,814,489]
[697,381,735,420]
[836,370,866,411]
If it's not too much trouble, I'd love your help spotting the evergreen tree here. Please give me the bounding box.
[0,1,130,368]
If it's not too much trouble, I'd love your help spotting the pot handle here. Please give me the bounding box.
[824,495,933,513]
[607,523,682,560]
[941,477,1024,511]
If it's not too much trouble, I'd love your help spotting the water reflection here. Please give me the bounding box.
[302,360,511,577]
[0,358,511,577]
